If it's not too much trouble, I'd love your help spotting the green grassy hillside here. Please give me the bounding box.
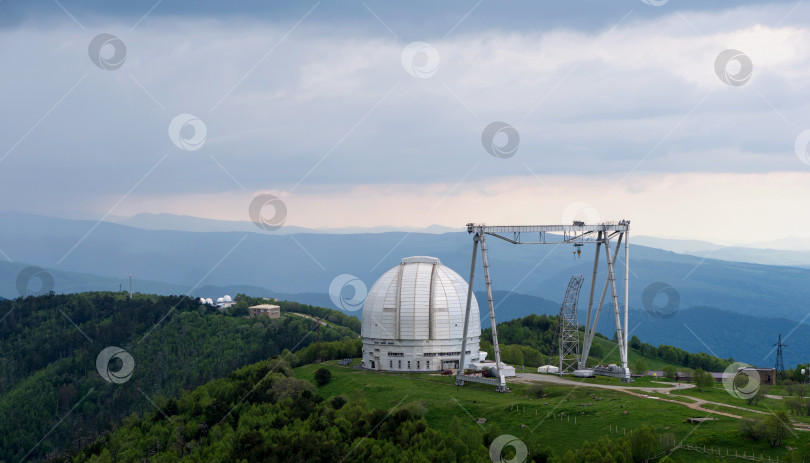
[70,354,810,463]
[297,361,810,461]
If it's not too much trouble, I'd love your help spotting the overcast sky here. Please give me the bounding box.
[1,0,809,244]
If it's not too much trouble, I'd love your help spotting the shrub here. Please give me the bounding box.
[765,411,792,448]
[694,369,715,391]
[630,425,660,463]
[314,367,332,386]
[786,396,805,415]
[633,358,649,377]
[747,386,767,406]
[740,417,766,441]
[527,384,546,398]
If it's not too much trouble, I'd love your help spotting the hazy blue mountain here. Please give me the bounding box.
[2,211,809,323]
[633,236,724,253]
[624,306,806,368]
[634,235,810,268]
[0,260,187,298]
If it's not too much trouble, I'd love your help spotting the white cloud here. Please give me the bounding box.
[1,3,810,242]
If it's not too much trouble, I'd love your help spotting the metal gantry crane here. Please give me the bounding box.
[456,221,632,392]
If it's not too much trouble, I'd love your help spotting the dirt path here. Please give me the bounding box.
[513,373,809,427]
[288,312,328,325]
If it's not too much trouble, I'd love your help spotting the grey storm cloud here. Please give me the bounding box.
[0,0,809,218]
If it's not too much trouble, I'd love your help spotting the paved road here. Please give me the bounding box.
[514,373,694,393]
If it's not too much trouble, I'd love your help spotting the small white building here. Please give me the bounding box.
[537,365,560,374]
[473,361,516,377]
[249,304,281,318]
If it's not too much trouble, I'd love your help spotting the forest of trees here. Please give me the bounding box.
[72,358,493,462]
[0,292,360,463]
[629,336,733,372]
[481,314,732,372]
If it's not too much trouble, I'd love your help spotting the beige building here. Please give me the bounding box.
[249,304,281,318]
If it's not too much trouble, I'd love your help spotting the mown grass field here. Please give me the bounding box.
[669,382,810,425]
[295,361,810,461]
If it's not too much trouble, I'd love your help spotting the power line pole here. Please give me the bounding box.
[774,334,786,380]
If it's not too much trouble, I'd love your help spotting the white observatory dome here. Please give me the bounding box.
[198,297,207,304]
[223,295,232,302]
[361,256,482,372]
[205,298,214,305]
[216,297,224,304]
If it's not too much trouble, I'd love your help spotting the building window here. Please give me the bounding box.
[426,361,430,369]
[398,360,402,369]
[390,360,393,368]
[417,361,420,369]
[407,361,411,369]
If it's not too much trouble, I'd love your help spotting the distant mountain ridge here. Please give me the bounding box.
[2,211,810,320]
[110,212,459,235]
[633,235,810,268]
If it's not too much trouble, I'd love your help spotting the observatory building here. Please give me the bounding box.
[361,256,484,372]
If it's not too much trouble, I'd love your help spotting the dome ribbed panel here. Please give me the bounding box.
[361,266,398,340]
[397,262,432,340]
[361,257,479,341]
